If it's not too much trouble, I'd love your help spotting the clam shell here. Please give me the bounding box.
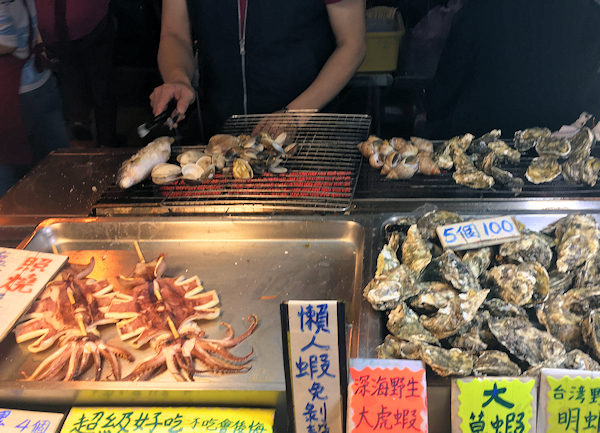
[181,163,204,181]
[151,163,181,185]
[177,150,203,166]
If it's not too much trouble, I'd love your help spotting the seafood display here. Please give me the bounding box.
[117,137,173,189]
[14,255,258,381]
[368,209,600,377]
[150,132,297,185]
[359,124,599,194]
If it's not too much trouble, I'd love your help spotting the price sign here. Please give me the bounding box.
[347,358,428,433]
[61,407,274,433]
[0,408,64,433]
[539,369,600,433]
[437,216,521,251]
[0,248,67,342]
[452,377,536,433]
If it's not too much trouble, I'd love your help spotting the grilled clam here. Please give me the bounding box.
[177,150,204,165]
[151,163,181,185]
[232,158,254,179]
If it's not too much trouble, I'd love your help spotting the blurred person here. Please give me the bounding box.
[149,0,367,138]
[0,0,68,196]
[36,0,117,147]
[423,0,600,139]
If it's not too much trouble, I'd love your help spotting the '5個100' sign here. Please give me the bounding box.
[436,216,521,251]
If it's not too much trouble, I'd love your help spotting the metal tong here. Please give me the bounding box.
[137,99,179,138]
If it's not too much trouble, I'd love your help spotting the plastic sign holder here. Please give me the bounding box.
[0,408,64,433]
[281,300,347,433]
[437,216,521,251]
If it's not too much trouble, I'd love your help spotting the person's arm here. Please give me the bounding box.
[286,0,366,110]
[0,5,17,55]
[149,0,196,117]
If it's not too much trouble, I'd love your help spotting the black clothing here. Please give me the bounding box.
[186,0,336,135]
[424,0,600,139]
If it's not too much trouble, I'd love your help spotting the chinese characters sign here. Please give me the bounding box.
[455,378,535,433]
[546,376,600,433]
[347,359,428,433]
[0,248,67,343]
[436,216,520,251]
[286,300,344,433]
[61,407,274,433]
[0,408,64,433]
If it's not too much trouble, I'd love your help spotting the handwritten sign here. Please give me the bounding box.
[452,377,536,433]
[0,247,67,343]
[437,216,521,251]
[0,408,64,433]
[539,369,600,433]
[347,358,428,433]
[283,300,345,433]
[61,407,274,433]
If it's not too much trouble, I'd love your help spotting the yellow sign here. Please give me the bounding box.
[547,376,600,433]
[457,378,534,433]
[61,407,274,433]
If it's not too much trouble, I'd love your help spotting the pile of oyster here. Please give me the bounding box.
[360,126,599,195]
[365,209,600,377]
[150,132,297,185]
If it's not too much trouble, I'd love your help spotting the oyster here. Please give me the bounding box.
[419,344,473,377]
[409,282,457,313]
[376,231,401,277]
[452,149,476,173]
[568,127,594,161]
[486,262,549,306]
[488,316,566,366]
[468,130,501,154]
[428,250,481,293]
[401,225,432,274]
[582,309,600,360]
[417,210,463,240]
[420,289,489,340]
[151,163,181,185]
[376,335,422,360]
[537,287,600,350]
[449,311,492,352]
[555,214,600,273]
[523,356,567,378]
[462,247,493,278]
[574,252,600,289]
[564,349,600,371]
[563,157,600,187]
[483,298,528,320]
[453,170,495,189]
[433,142,454,170]
[525,156,561,184]
[488,140,520,164]
[548,270,574,296]
[497,233,553,269]
[514,127,551,152]
[387,303,439,345]
[535,136,571,158]
[363,264,417,311]
[447,133,475,153]
[473,351,521,376]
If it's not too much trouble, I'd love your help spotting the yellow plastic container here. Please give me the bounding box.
[358,8,405,73]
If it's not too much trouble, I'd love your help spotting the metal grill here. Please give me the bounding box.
[354,140,600,201]
[95,112,371,215]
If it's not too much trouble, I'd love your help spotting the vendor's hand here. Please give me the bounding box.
[150,82,195,126]
[252,110,308,138]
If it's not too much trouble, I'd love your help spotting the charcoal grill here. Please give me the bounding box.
[95,113,371,215]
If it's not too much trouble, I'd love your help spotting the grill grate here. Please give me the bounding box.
[95,112,371,215]
[354,140,600,200]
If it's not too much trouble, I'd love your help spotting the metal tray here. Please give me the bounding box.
[0,217,365,407]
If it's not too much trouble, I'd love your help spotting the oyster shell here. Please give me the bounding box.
[387,302,439,345]
[574,252,600,289]
[473,351,521,376]
[555,214,600,273]
[409,282,457,313]
[468,130,501,154]
[453,170,495,189]
[568,127,594,161]
[548,270,574,296]
[489,316,566,366]
[523,356,567,378]
[497,233,553,269]
[488,140,520,164]
[449,311,492,352]
[428,250,481,293]
[483,298,528,320]
[487,262,549,307]
[376,231,401,277]
[564,157,600,187]
[447,133,475,152]
[452,149,476,173]
[564,349,600,371]
[582,309,600,360]
[376,335,422,360]
[514,127,551,152]
[535,136,571,158]
[417,210,463,241]
[525,156,561,184]
[401,225,431,274]
[420,289,489,340]
[433,142,454,170]
[363,264,417,311]
[419,344,473,377]
[462,247,493,278]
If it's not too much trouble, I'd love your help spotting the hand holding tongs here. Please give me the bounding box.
[137,98,180,138]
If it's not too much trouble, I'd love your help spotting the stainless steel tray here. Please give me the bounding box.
[0,217,364,407]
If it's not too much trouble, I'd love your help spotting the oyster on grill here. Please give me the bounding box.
[387,302,439,345]
[555,214,600,274]
[582,309,600,360]
[568,127,594,161]
[417,210,463,241]
[468,129,501,154]
[497,233,553,269]
[487,140,521,164]
[453,170,495,189]
[452,149,476,173]
[376,335,422,360]
[462,247,493,278]
[562,157,600,187]
[488,316,566,366]
[401,225,432,274]
[564,349,600,371]
[433,142,454,170]
[473,351,521,376]
[525,156,561,184]
[535,136,571,158]
[514,127,551,152]
[427,250,481,293]
[420,289,489,340]
[486,262,549,306]
[419,344,473,377]
[447,133,475,153]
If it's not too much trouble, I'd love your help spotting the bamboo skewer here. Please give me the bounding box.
[133,241,145,263]
[51,244,58,255]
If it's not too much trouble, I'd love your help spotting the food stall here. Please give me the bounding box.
[0,112,599,433]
